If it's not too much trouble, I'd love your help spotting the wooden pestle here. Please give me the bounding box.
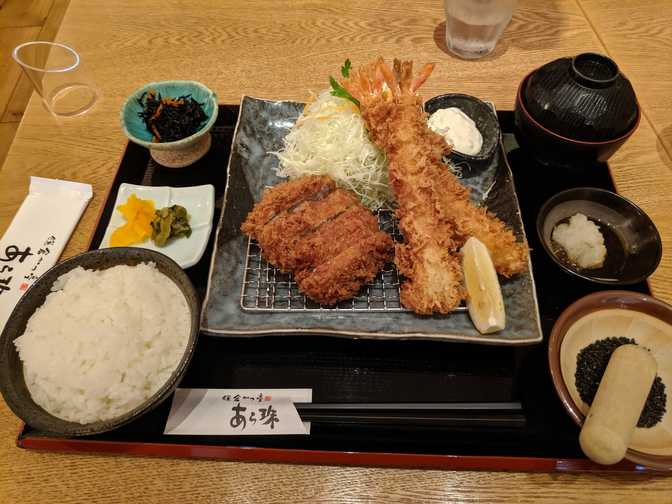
[579,344,657,465]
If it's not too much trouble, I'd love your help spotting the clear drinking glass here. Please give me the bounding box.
[12,41,98,117]
[444,0,517,59]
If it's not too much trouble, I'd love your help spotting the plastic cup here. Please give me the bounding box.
[444,0,517,59]
[13,41,98,117]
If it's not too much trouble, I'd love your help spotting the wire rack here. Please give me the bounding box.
[240,209,466,313]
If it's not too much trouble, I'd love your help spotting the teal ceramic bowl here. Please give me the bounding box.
[120,80,218,167]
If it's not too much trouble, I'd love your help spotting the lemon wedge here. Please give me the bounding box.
[461,237,506,334]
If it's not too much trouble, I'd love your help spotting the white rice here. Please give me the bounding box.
[14,263,190,424]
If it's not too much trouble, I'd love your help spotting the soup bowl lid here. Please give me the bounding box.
[523,53,639,142]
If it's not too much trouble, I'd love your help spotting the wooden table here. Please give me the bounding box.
[1,1,672,502]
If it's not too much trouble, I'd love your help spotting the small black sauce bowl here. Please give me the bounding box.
[514,74,641,166]
[536,188,661,285]
[0,248,200,436]
[424,93,501,167]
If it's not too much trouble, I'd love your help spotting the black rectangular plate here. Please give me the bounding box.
[19,106,649,461]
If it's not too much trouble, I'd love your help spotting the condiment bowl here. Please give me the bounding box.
[0,248,200,436]
[549,290,672,469]
[120,80,218,168]
[536,187,661,285]
[424,93,500,166]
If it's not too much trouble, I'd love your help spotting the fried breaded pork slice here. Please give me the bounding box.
[241,175,336,238]
[241,176,393,305]
[255,189,360,271]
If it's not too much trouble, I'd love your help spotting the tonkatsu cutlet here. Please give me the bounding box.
[295,234,394,305]
[255,189,360,271]
[241,175,394,305]
[241,175,335,239]
[290,206,382,271]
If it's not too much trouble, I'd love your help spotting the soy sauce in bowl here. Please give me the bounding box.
[537,188,661,285]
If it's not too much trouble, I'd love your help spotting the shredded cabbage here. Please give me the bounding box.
[274,91,392,209]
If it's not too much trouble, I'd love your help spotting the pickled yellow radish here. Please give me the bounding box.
[110,193,155,247]
[462,237,506,334]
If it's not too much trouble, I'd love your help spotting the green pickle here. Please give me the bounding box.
[151,204,192,246]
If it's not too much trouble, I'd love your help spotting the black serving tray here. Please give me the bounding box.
[18,106,649,466]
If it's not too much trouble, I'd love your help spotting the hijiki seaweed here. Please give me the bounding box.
[137,90,208,142]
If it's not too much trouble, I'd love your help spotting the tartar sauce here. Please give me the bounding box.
[427,107,483,156]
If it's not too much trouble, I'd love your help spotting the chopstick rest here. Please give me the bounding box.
[0,176,92,331]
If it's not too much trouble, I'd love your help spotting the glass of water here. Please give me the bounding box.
[13,41,98,117]
[444,0,517,59]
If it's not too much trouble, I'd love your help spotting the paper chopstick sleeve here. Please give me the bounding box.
[0,176,93,331]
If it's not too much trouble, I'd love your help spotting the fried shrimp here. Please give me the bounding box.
[341,57,528,314]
